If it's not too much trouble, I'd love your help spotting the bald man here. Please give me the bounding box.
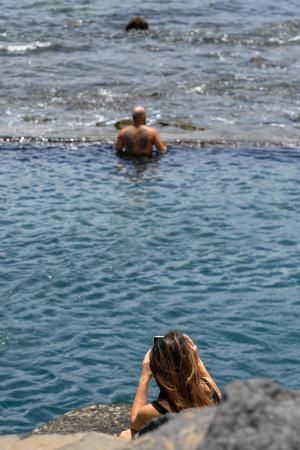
[115,106,166,156]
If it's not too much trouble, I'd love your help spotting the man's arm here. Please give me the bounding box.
[153,129,167,153]
[115,129,125,152]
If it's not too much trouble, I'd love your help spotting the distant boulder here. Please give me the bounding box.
[249,56,276,66]
[125,16,149,31]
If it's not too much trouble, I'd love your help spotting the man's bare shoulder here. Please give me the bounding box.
[119,125,134,135]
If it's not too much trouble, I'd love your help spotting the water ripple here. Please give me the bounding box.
[0,144,300,433]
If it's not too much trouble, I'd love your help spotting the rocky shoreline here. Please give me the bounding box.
[31,403,131,436]
[0,379,299,450]
[1,124,300,148]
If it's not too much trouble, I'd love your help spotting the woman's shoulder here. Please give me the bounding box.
[136,402,164,421]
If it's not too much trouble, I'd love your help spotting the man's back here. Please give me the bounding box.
[123,125,163,156]
[115,106,166,156]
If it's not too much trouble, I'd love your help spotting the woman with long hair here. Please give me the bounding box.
[120,330,221,440]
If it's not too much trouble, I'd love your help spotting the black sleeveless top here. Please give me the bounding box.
[151,378,221,415]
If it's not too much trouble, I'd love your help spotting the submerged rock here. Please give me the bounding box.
[22,115,52,123]
[249,56,278,67]
[157,119,205,131]
[125,16,149,32]
[175,120,206,131]
[114,119,133,130]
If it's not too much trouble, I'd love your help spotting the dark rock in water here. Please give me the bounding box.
[157,119,206,131]
[32,404,131,437]
[175,120,206,131]
[125,16,149,31]
[95,121,105,127]
[201,379,300,450]
[157,120,170,127]
[114,119,133,130]
[22,115,52,123]
[249,56,277,67]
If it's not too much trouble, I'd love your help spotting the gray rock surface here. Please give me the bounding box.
[14,379,298,449]
[128,408,215,450]
[200,379,300,450]
[124,379,300,450]
[0,432,127,450]
[32,404,131,436]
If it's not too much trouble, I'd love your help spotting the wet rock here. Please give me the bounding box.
[201,379,300,450]
[157,119,206,131]
[157,120,170,127]
[32,404,131,436]
[288,112,300,122]
[249,56,277,66]
[125,16,149,32]
[114,119,133,130]
[175,120,205,131]
[22,115,52,123]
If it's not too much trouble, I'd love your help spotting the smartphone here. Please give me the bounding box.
[154,336,164,344]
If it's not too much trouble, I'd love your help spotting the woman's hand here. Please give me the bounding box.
[140,349,152,381]
[131,349,153,429]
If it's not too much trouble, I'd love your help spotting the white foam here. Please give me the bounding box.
[288,35,300,43]
[0,41,52,54]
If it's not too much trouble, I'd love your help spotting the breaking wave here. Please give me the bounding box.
[0,41,53,55]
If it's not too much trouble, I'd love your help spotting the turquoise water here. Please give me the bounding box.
[0,144,300,433]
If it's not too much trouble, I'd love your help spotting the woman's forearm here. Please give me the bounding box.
[131,374,151,423]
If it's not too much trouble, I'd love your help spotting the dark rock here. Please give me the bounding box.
[249,56,278,67]
[201,379,300,450]
[175,120,206,131]
[114,119,132,130]
[157,119,206,131]
[32,404,131,437]
[125,16,149,32]
[157,121,170,127]
[22,115,52,123]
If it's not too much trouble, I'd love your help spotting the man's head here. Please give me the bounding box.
[132,106,146,126]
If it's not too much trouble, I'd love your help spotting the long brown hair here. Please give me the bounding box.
[150,330,215,412]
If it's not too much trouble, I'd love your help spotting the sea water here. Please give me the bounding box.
[0,144,299,433]
[1,0,300,138]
